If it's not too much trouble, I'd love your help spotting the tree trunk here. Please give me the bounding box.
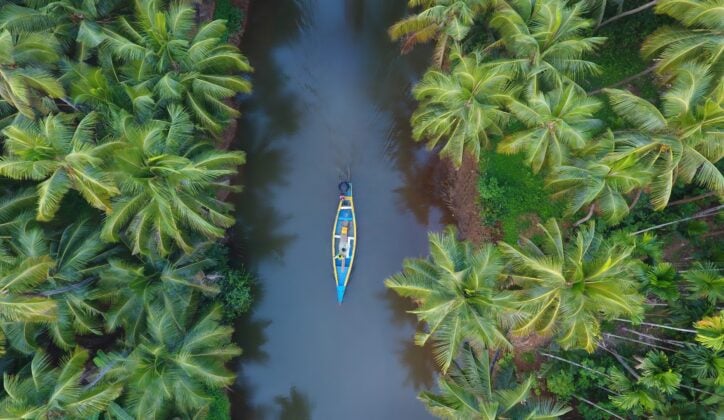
[629,205,724,236]
[541,352,612,378]
[614,318,696,333]
[601,344,641,379]
[574,204,596,226]
[573,395,626,420]
[589,65,657,95]
[604,332,677,352]
[628,189,643,210]
[597,0,658,29]
[668,192,717,206]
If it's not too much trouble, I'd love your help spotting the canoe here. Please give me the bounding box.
[332,182,356,303]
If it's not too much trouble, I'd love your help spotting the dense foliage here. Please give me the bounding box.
[390,0,723,418]
[0,0,252,417]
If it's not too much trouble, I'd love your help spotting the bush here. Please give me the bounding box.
[214,0,244,41]
[545,370,575,402]
[221,268,254,321]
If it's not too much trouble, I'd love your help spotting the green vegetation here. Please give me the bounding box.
[390,0,723,418]
[478,152,564,242]
[0,0,253,417]
[214,0,245,41]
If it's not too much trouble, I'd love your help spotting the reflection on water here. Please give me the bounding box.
[230,0,448,418]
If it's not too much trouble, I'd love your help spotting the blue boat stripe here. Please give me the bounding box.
[338,217,353,221]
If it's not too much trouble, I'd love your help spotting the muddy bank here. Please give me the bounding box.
[433,153,495,245]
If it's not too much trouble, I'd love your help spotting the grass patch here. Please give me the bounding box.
[213,0,244,41]
[478,152,565,243]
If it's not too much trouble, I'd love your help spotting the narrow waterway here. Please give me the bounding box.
[229,1,448,418]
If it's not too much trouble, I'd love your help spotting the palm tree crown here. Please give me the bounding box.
[386,227,514,372]
[100,0,252,132]
[489,0,606,90]
[389,0,492,66]
[604,63,723,209]
[412,50,512,167]
[0,112,119,220]
[0,348,122,418]
[420,345,571,418]
[101,108,245,256]
[0,29,64,118]
[498,81,603,173]
[500,219,644,352]
[642,0,724,76]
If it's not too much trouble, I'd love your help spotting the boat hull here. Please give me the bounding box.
[332,185,356,303]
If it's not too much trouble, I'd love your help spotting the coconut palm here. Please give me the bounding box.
[411,51,512,167]
[604,63,724,209]
[44,0,127,59]
[0,112,120,221]
[95,246,219,346]
[500,219,644,352]
[102,305,240,418]
[389,0,492,66]
[99,0,252,133]
[498,81,603,173]
[0,348,122,418]
[419,344,571,418]
[489,0,606,90]
[546,131,653,224]
[0,193,57,355]
[642,0,724,76]
[101,107,245,256]
[386,227,514,372]
[0,29,64,118]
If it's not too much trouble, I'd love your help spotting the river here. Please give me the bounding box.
[229,1,448,418]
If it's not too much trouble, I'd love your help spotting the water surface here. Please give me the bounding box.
[230,1,448,418]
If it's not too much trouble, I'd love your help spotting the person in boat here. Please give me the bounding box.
[335,248,347,260]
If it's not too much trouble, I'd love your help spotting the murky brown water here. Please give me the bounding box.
[229,1,449,418]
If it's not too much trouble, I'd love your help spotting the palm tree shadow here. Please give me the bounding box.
[274,386,313,420]
[380,288,437,390]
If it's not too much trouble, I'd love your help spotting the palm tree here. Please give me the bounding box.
[608,367,667,415]
[0,194,57,355]
[498,82,603,173]
[546,131,653,224]
[0,112,120,221]
[389,0,492,66]
[419,344,571,418]
[489,0,606,90]
[385,226,514,372]
[676,343,724,386]
[99,0,252,133]
[604,63,723,209]
[0,29,64,118]
[683,262,723,304]
[101,107,245,256]
[103,305,240,418]
[95,246,219,346]
[637,351,682,395]
[642,0,724,76]
[0,348,122,418]
[695,311,723,352]
[411,51,512,167]
[40,221,111,350]
[500,219,644,352]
